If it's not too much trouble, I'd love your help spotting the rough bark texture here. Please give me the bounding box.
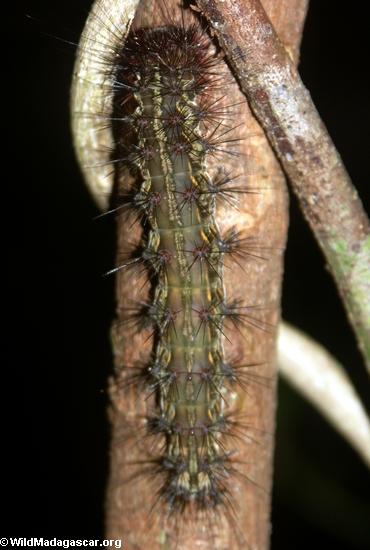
[104,0,307,548]
[194,0,370,371]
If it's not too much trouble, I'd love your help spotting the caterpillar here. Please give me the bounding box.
[111,21,256,510]
[72,0,288,548]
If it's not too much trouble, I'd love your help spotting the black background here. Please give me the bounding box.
[5,1,370,547]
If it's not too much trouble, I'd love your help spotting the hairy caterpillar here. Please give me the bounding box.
[72,0,288,548]
[110,21,267,513]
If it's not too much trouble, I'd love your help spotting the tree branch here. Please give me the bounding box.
[194,0,370,372]
[278,322,370,468]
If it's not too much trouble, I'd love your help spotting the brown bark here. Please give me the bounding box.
[104,1,307,548]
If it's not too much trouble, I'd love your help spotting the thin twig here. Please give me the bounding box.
[194,0,370,372]
[278,322,370,468]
